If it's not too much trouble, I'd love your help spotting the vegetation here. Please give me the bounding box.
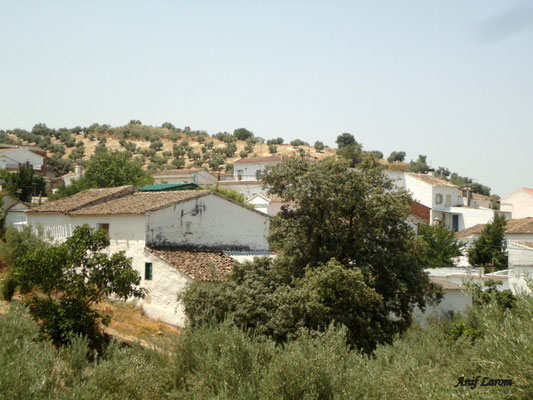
[417,222,464,267]
[6,225,145,345]
[387,150,406,163]
[182,156,440,353]
[0,165,46,202]
[51,151,154,199]
[1,289,532,399]
[468,214,508,271]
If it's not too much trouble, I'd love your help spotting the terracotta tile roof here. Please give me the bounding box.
[408,173,458,188]
[147,247,235,281]
[523,188,533,194]
[70,190,210,215]
[429,276,463,291]
[456,218,533,238]
[153,168,202,176]
[234,155,284,164]
[27,186,139,214]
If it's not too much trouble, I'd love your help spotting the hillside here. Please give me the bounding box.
[1,123,335,178]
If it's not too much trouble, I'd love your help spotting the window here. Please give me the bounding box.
[97,223,109,234]
[185,221,192,234]
[435,194,443,205]
[237,170,243,180]
[255,169,262,180]
[144,262,153,280]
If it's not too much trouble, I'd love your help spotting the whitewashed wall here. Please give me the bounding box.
[500,190,533,219]
[415,290,472,319]
[404,175,433,208]
[233,161,280,181]
[146,194,270,250]
[136,250,191,327]
[508,243,533,294]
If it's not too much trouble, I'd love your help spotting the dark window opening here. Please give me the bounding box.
[145,262,153,280]
[97,223,109,234]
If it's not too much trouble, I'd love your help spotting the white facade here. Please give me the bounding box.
[247,193,286,216]
[385,170,504,232]
[26,191,270,326]
[508,241,533,295]
[1,194,29,227]
[500,188,533,219]
[0,148,44,171]
[233,161,280,181]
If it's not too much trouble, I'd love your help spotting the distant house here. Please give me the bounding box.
[456,217,533,245]
[1,194,29,227]
[384,170,509,232]
[0,147,45,174]
[500,188,533,219]
[61,165,83,187]
[152,168,217,186]
[26,186,271,326]
[247,193,287,216]
[233,155,284,181]
[508,241,533,295]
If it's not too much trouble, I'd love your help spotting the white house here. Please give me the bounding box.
[508,241,533,295]
[500,188,533,219]
[27,185,271,326]
[61,165,83,187]
[247,193,288,216]
[384,170,508,232]
[232,155,284,181]
[0,147,45,174]
[1,194,30,227]
[415,276,472,319]
[152,168,218,186]
[456,217,533,245]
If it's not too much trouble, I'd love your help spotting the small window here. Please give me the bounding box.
[435,194,443,205]
[97,223,109,234]
[145,263,153,280]
[255,169,262,180]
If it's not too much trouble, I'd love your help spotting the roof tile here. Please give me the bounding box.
[147,247,235,281]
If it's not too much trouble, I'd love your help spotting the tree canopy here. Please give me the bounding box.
[51,151,154,199]
[0,165,46,202]
[417,222,464,267]
[468,214,508,271]
[182,156,440,353]
[13,224,145,343]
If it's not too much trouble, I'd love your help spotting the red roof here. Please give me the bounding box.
[523,188,533,194]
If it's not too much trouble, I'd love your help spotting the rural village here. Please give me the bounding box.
[1,138,533,327]
[1,2,532,398]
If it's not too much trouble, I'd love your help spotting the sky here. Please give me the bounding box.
[1,1,532,195]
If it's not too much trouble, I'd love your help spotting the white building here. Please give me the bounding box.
[1,194,30,227]
[508,241,533,295]
[152,168,218,186]
[500,188,533,219]
[0,147,45,173]
[247,193,287,216]
[384,171,508,232]
[232,155,283,181]
[456,217,533,245]
[27,185,271,326]
[61,165,83,187]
